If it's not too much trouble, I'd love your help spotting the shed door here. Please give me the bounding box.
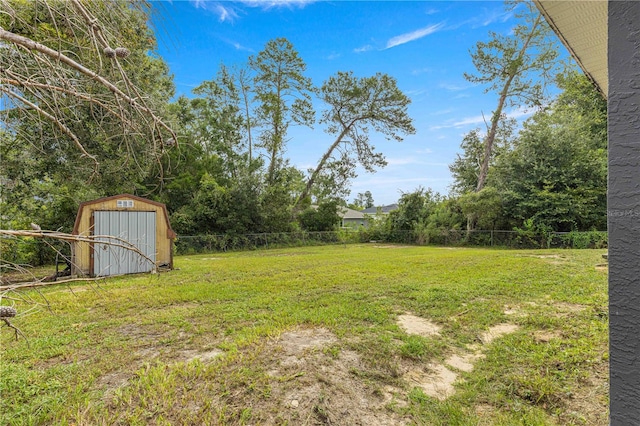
[93,211,156,276]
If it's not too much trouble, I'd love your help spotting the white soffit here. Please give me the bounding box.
[535,1,607,97]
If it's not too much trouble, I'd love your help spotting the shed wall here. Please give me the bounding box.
[72,196,173,276]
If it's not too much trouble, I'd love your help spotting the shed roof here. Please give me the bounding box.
[534,0,607,97]
[72,193,176,239]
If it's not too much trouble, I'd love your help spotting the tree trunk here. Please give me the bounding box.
[475,88,509,192]
[475,15,542,193]
[295,124,352,207]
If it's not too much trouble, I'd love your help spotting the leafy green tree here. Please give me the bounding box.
[465,0,560,191]
[351,191,375,210]
[0,0,176,176]
[250,38,315,185]
[259,165,306,233]
[297,71,415,205]
[458,187,505,231]
[190,65,249,181]
[388,188,436,232]
[0,0,176,251]
[424,197,465,231]
[298,200,341,232]
[493,71,607,232]
[449,119,516,195]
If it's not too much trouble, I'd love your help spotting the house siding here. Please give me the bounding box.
[609,1,640,422]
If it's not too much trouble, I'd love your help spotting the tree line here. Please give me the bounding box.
[0,0,606,266]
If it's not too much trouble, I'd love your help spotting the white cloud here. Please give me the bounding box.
[429,107,535,131]
[416,148,434,154]
[191,1,240,22]
[405,88,429,97]
[431,108,454,116]
[353,44,373,53]
[429,114,488,130]
[453,93,471,100]
[386,157,421,166]
[216,4,239,21]
[446,7,513,31]
[386,23,445,49]
[327,52,341,60]
[411,67,432,76]
[439,82,470,92]
[191,0,314,20]
[231,41,254,52]
[477,9,513,28]
[240,0,316,10]
[219,37,254,51]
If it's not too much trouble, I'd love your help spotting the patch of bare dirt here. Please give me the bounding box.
[533,330,561,343]
[176,348,224,363]
[520,254,565,259]
[261,252,305,257]
[404,364,457,400]
[560,361,609,425]
[445,353,484,373]
[97,370,132,401]
[280,327,336,354]
[480,323,519,345]
[503,305,527,317]
[397,314,441,337]
[475,404,498,424]
[549,301,587,319]
[255,327,409,425]
[117,323,166,341]
[397,314,520,402]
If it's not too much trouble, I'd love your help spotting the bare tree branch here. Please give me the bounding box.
[0,26,176,143]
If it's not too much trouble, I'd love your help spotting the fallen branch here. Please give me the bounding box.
[0,229,157,271]
[0,25,177,144]
[0,277,107,292]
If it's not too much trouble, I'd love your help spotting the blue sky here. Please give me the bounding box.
[153,0,562,205]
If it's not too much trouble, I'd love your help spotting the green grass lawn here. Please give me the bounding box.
[0,244,608,425]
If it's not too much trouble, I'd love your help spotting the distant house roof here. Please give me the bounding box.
[338,207,365,219]
[361,204,399,215]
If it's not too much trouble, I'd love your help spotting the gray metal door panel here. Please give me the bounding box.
[93,211,156,276]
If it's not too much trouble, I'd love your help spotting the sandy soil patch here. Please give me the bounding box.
[503,305,527,317]
[445,353,484,373]
[533,330,561,343]
[405,364,458,400]
[258,327,408,425]
[280,327,336,354]
[520,254,565,259]
[397,313,519,401]
[480,323,519,345]
[548,301,587,319]
[397,314,441,337]
[177,348,224,363]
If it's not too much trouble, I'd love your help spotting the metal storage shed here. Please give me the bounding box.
[71,194,176,277]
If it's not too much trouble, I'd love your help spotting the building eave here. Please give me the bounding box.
[534,0,608,98]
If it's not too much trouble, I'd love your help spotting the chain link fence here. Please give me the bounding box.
[175,229,607,255]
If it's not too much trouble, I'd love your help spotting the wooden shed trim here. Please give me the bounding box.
[72,193,177,239]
